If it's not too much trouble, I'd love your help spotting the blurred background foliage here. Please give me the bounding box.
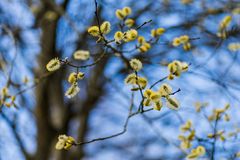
[0,0,240,159]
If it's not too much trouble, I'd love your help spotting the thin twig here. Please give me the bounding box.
[136,20,152,30]
[149,76,168,89]
[60,49,107,69]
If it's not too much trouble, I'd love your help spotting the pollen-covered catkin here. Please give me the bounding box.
[172,37,181,47]
[138,41,151,53]
[167,60,188,79]
[228,42,240,52]
[114,31,124,44]
[115,9,126,20]
[151,28,165,37]
[124,73,136,85]
[125,19,135,27]
[124,29,138,42]
[46,58,61,72]
[172,35,191,50]
[67,72,85,84]
[138,36,145,44]
[187,146,206,159]
[88,26,100,37]
[153,100,163,111]
[159,83,172,97]
[129,58,142,71]
[73,50,90,60]
[115,7,132,20]
[100,21,111,34]
[122,7,132,16]
[55,135,75,150]
[68,72,77,84]
[166,97,180,110]
[65,83,80,98]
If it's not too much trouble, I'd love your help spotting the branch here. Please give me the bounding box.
[60,49,107,69]
[72,87,180,146]
[149,76,168,89]
[75,92,134,145]
[211,117,220,160]
[134,71,145,112]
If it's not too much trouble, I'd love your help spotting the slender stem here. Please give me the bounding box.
[150,76,168,89]
[136,20,152,30]
[134,71,145,112]
[211,117,219,160]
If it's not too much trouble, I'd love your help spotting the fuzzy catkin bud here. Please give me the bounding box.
[156,28,165,35]
[129,58,142,71]
[166,97,179,110]
[159,83,172,97]
[139,45,148,52]
[154,100,163,111]
[144,89,153,98]
[150,92,161,102]
[124,73,136,84]
[100,21,111,35]
[55,135,76,150]
[46,58,61,72]
[172,37,181,46]
[143,43,151,49]
[138,36,145,44]
[73,50,90,60]
[114,31,124,44]
[143,98,151,106]
[228,42,240,52]
[65,83,80,98]
[68,72,77,84]
[124,29,138,42]
[122,7,132,16]
[88,26,100,37]
[125,19,135,27]
[137,77,147,89]
[115,9,126,20]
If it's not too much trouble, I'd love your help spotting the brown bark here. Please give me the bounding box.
[34,1,63,159]
[33,1,108,159]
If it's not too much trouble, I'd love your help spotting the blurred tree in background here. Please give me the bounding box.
[0,0,240,159]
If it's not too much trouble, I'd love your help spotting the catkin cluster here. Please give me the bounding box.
[172,35,191,51]
[167,60,189,80]
[46,50,90,98]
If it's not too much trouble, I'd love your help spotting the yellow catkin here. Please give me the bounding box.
[156,28,165,35]
[129,58,142,71]
[172,37,181,46]
[124,29,138,42]
[55,135,75,150]
[114,31,124,44]
[138,45,148,52]
[46,58,61,72]
[125,19,135,27]
[73,50,90,60]
[115,9,126,20]
[88,26,100,37]
[68,73,77,84]
[166,97,180,110]
[122,7,132,16]
[159,83,172,97]
[65,83,80,98]
[100,21,111,34]
[138,36,145,44]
